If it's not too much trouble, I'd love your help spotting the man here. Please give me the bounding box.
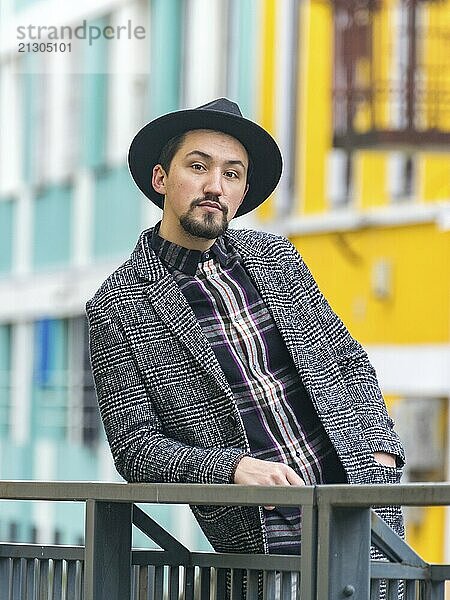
[86,98,404,569]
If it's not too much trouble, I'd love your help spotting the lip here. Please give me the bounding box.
[197,202,222,211]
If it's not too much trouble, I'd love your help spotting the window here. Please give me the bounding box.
[327,149,354,207]
[67,316,100,446]
[0,199,15,275]
[0,324,12,436]
[32,183,72,270]
[387,152,415,201]
[332,0,450,149]
[32,316,101,444]
[32,318,69,440]
[34,66,51,186]
[62,44,83,176]
[80,16,110,170]
[0,59,21,192]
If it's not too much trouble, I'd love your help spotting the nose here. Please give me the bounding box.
[203,169,223,197]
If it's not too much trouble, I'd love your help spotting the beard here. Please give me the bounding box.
[179,197,229,240]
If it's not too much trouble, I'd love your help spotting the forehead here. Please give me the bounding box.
[177,129,248,163]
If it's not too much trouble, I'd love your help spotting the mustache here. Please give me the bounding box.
[191,196,228,214]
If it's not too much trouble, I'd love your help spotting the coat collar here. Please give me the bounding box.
[130,226,270,281]
[130,227,167,282]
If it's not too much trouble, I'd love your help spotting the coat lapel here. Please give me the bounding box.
[143,275,233,395]
[228,234,320,375]
[129,230,234,397]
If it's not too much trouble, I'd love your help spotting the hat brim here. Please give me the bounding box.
[127,109,282,218]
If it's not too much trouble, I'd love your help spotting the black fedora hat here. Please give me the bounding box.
[127,98,283,218]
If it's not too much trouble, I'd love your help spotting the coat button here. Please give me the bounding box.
[227,413,237,427]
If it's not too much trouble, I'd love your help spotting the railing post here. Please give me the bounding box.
[84,500,132,600]
[316,502,371,600]
[300,502,317,600]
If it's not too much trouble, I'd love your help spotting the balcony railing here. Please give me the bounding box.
[332,0,450,150]
[0,482,449,599]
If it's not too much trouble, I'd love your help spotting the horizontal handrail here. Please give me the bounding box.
[0,543,84,560]
[1,482,449,600]
[316,482,450,506]
[0,481,449,506]
[0,480,315,505]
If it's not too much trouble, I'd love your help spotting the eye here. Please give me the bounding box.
[191,163,206,171]
[224,170,239,179]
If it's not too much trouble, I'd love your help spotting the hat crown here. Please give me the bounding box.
[196,97,243,117]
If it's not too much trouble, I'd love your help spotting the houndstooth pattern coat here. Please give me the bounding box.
[86,227,405,554]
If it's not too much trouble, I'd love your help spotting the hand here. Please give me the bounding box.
[373,452,396,467]
[233,456,305,510]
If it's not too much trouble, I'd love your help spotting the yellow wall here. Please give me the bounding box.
[419,153,450,202]
[406,506,446,563]
[295,0,333,215]
[355,152,389,209]
[291,224,450,344]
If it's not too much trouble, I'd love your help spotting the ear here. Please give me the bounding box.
[152,164,167,195]
[239,183,249,205]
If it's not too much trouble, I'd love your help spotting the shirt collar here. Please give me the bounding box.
[150,222,230,276]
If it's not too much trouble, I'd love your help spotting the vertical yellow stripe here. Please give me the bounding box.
[355,0,391,209]
[295,0,332,215]
[418,0,450,203]
[256,0,277,221]
[355,152,389,209]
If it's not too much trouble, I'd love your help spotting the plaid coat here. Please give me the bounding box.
[86,227,405,554]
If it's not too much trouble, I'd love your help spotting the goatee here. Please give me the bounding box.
[179,197,229,240]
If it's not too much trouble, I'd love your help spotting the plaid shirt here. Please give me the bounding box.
[151,225,346,554]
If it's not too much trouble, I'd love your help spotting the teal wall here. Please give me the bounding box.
[0,199,15,275]
[235,0,259,119]
[149,0,182,117]
[228,0,259,119]
[93,165,143,258]
[81,17,108,169]
[32,184,72,270]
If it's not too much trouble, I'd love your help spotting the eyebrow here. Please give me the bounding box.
[185,150,247,170]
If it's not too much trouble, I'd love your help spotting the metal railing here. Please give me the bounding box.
[0,482,449,599]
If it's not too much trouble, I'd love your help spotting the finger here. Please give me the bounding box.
[285,469,306,486]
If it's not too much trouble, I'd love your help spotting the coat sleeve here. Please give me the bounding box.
[86,298,247,484]
[280,239,405,466]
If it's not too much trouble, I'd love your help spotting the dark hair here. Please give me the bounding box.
[157,132,187,174]
[157,130,253,181]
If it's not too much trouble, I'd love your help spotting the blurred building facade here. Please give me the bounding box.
[0,0,449,559]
